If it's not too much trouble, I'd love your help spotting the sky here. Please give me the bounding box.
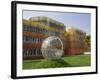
[23,10,91,35]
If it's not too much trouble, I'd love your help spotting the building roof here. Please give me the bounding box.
[29,16,65,27]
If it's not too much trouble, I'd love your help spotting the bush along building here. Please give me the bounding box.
[23,16,66,59]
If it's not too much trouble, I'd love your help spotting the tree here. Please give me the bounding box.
[85,35,91,47]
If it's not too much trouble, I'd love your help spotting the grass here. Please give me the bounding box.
[23,54,91,69]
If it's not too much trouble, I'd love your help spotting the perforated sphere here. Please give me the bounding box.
[41,36,63,59]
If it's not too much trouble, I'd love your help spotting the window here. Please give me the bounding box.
[23,49,27,56]
[23,36,26,42]
[32,49,35,56]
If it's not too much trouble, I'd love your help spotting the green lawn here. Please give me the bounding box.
[23,54,91,69]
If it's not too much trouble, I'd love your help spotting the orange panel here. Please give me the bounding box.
[23,43,42,49]
[23,31,48,38]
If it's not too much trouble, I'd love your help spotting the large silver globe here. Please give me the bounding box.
[41,36,63,59]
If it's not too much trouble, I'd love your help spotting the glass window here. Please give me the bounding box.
[30,49,32,55]
[32,49,34,56]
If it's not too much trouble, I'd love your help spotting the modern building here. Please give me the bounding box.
[23,16,87,59]
[65,27,86,55]
[23,16,66,59]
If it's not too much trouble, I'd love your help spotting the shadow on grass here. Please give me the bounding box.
[33,59,72,69]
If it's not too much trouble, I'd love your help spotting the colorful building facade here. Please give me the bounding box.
[23,16,66,59]
[65,27,86,55]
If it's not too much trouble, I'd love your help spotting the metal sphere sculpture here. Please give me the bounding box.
[41,36,63,59]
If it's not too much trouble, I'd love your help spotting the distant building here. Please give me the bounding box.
[23,16,66,59]
[65,27,86,55]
